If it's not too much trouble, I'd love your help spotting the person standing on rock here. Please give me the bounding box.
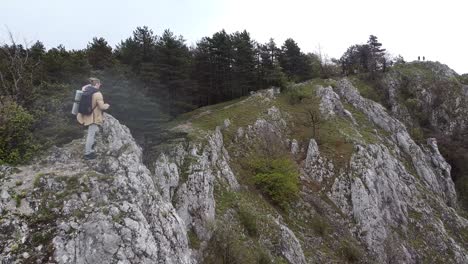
[77,77,110,160]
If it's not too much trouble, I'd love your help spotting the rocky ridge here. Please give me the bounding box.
[1,76,467,263]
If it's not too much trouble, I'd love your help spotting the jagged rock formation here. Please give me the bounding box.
[328,79,466,262]
[382,61,468,136]
[1,76,467,263]
[1,115,193,264]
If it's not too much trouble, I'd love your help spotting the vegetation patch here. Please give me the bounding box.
[310,215,331,236]
[169,95,270,141]
[13,191,27,208]
[0,99,37,165]
[276,83,355,169]
[238,206,258,237]
[339,240,363,263]
[203,223,275,264]
[249,157,299,209]
[188,228,201,250]
[179,155,197,183]
[348,76,387,106]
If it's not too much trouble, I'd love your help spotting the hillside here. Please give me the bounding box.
[1,63,467,263]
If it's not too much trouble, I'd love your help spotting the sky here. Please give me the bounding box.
[2,0,468,74]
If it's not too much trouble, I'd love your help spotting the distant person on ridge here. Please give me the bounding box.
[77,77,110,160]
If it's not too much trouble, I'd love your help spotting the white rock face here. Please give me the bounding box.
[302,139,334,183]
[274,218,307,264]
[154,127,239,243]
[0,114,193,264]
[55,115,193,264]
[382,62,468,136]
[316,85,356,124]
[335,79,456,204]
[322,79,468,263]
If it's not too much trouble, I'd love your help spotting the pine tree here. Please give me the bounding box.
[115,26,157,73]
[87,37,113,70]
[367,35,386,75]
[154,29,197,115]
[279,38,311,82]
[192,37,214,106]
[231,30,256,97]
[257,39,286,88]
[210,30,233,102]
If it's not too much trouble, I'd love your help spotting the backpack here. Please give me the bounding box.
[78,86,99,115]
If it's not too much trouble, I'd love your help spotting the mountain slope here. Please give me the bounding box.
[1,75,467,263]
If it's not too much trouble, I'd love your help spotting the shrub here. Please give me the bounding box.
[0,99,37,164]
[204,227,259,264]
[187,229,201,250]
[410,126,424,142]
[250,157,299,209]
[284,85,313,105]
[310,215,331,236]
[238,206,258,237]
[339,240,363,263]
[459,73,468,84]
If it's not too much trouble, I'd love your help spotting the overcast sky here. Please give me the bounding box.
[2,0,467,74]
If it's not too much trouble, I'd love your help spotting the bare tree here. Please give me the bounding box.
[0,31,38,105]
[300,97,322,138]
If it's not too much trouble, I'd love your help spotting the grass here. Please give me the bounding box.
[408,209,423,221]
[238,205,258,237]
[188,228,201,250]
[31,230,54,246]
[33,173,48,188]
[392,62,436,80]
[275,83,357,170]
[14,192,26,207]
[168,95,272,142]
[310,215,331,236]
[179,155,197,183]
[348,76,386,105]
[339,240,363,263]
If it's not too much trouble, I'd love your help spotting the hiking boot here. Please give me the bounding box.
[84,152,97,160]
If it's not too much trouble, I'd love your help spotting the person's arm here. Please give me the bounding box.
[95,92,110,110]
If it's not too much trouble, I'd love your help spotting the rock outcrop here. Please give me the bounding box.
[382,61,468,136]
[1,80,467,264]
[0,115,193,264]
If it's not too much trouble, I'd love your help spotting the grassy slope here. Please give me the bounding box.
[164,73,467,262]
[165,80,381,262]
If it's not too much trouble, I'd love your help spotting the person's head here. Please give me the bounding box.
[88,77,101,88]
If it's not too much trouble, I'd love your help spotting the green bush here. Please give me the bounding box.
[460,73,468,84]
[250,157,299,209]
[238,207,258,237]
[0,99,37,164]
[204,227,259,264]
[285,87,312,105]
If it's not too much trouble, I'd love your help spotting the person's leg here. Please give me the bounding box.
[84,124,99,155]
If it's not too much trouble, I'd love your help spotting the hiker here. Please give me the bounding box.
[77,77,110,160]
